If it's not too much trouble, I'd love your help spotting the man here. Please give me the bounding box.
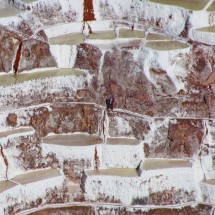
[109,95,115,110]
[106,95,115,110]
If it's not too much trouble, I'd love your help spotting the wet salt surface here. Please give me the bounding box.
[86,168,139,177]
[12,169,60,185]
[0,180,17,193]
[0,2,21,18]
[107,137,140,145]
[0,69,84,87]
[201,179,215,185]
[207,1,215,11]
[43,133,102,146]
[142,159,191,170]
[146,41,188,51]
[195,26,215,33]
[149,0,208,10]
[0,127,33,138]
[21,0,38,3]
[87,31,116,40]
[49,33,85,45]
[146,33,172,41]
[118,29,145,38]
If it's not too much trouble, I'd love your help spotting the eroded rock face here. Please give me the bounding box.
[100,50,154,114]
[108,111,150,139]
[150,68,177,95]
[19,38,57,72]
[3,132,42,171]
[75,43,102,74]
[6,104,102,137]
[0,26,20,72]
[47,104,102,135]
[147,119,204,158]
[63,159,91,183]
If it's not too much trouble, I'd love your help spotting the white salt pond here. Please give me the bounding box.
[86,168,139,177]
[106,137,140,145]
[12,168,60,185]
[146,33,172,41]
[195,26,215,33]
[43,133,102,146]
[146,41,188,51]
[142,158,192,170]
[49,33,85,45]
[118,29,145,38]
[0,127,34,139]
[0,2,21,18]
[0,69,84,87]
[87,31,116,40]
[0,180,17,193]
[149,0,208,11]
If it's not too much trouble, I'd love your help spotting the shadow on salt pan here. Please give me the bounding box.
[43,133,102,146]
[145,41,188,51]
[86,168,139,177]
[49,33,85,45]
[0,180,17,193]
[149,0,208,11]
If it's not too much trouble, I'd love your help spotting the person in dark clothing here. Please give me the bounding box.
[106,98,110,110]
[109,95,114,110]
[106,96,115,110]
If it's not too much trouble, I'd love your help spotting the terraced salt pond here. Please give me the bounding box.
[195,26,215,33]
[142,159,191,170]
[149,0,209,11]
[86,168,139,177]
[87,31,116,40]
[0,180,17,193]
[0,69,84,87]
[21,0,38,3]
[11,168,60,185]
[0,127,34,139]
[146,33,172,41]
[49,33,85,45]
[201,179,215,185]
[146,41,188,51]
[106,137,140,145]
[0,2,21,18]
[206,1,215,11]
[43,133,102,146]
[118,29,145,38]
